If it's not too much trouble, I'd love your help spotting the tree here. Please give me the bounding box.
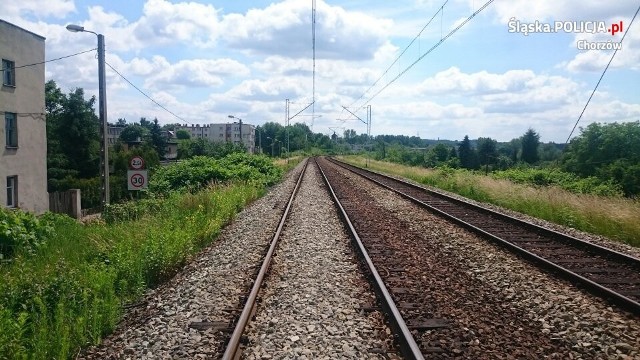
[425,143,450,167]
[477,137,498,166]
[176,129,191,139]
[458,135,479,169]
[148,118,167,158]
[521,128,540,164]
[119,124,148,143]
[344,129,357,143]
[539,142,562,162]
[45,80,100,186]
[562,121,640,196]
[139,117,153,131]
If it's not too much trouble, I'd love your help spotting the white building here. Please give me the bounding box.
[0,20,48,214]
[177,122,256,153]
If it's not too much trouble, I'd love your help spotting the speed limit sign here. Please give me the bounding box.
[129,156,145,170]
[127,170,148,190]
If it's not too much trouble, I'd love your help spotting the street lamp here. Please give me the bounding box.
[228,115,243,150]
[66,24,109,207]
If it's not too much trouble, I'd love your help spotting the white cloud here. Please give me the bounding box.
[132,0,221,48]
[220,0,391,60]
[4,0,75,19]
[565,15,640,72]
[227,78,306,101]
[489,1,635,23]
[419,67,537,95]
[142,58,250,89]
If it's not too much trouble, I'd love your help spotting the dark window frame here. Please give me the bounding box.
[6,176,18,208]
[2,59,15,87]
[5,112,18,148]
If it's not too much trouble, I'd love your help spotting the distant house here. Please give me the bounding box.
[164,130,178,160]
[0,20,48,214]
[107,125,125,146]
[111,127,178,160]
[176,122,257,153]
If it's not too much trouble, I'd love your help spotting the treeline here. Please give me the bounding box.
[44,79,639,199]
[358,123,639,197]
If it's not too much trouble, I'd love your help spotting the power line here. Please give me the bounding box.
[0,48,97,72]
[355,0,494,112]
[564,4,640,145]
[348,0,449,109]
[311,0,317,130]
[105,61,192,124]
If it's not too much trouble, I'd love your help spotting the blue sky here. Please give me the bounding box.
[4,0,639,142]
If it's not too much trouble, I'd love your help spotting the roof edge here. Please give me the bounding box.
[0,19,46,41]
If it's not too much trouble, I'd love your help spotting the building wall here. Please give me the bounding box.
[177,123,256,153]
[107,126,124,145]
[0,20,48,214]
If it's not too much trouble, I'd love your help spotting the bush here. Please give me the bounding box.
[492,168,623,197]
[102,194,165,224]
[149,153,282,194]
[0,208,55,258]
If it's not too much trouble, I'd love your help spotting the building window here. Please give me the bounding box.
[2,59,15,86]
[5,112,17,148]
[6,176,17,208]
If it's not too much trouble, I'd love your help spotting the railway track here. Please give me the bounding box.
[221,159,409,359]
[80,157,639,359]
[327,157,640,315]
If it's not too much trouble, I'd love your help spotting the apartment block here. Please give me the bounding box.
[0,20,48,214]
[176,122,256,153]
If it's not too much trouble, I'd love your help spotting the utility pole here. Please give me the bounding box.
[98,33,109,206]
[286,99,290,156]
[67,24,110,207]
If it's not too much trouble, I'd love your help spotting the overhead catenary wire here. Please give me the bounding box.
[0,48,97,72]
[564,4,640,145]
[105,61,192,125]
[353,0,495,113]
[347,0,449,110]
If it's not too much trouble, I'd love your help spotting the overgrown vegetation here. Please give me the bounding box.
[491,168,623,197]
[0,153,283,358]
[341,156,640,247]
[149,154,281,194]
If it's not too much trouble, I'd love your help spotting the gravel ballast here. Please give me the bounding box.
[242,161,397,359]
[328,160,640,359]
[81,162,306,359]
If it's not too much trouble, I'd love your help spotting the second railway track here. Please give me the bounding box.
[326,157,640,314]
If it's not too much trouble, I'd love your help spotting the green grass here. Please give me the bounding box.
[339,156,640,247]
[0,183,262,358]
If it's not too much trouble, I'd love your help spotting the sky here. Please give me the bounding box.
[4,0,640,142]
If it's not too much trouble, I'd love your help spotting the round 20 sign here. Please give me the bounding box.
[129,156,145,170]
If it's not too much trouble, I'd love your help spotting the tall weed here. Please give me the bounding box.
[340,156,640,247]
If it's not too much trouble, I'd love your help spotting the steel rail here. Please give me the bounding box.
[328,157,640,315]
[222,159,309,360]
[315,158,425,360]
